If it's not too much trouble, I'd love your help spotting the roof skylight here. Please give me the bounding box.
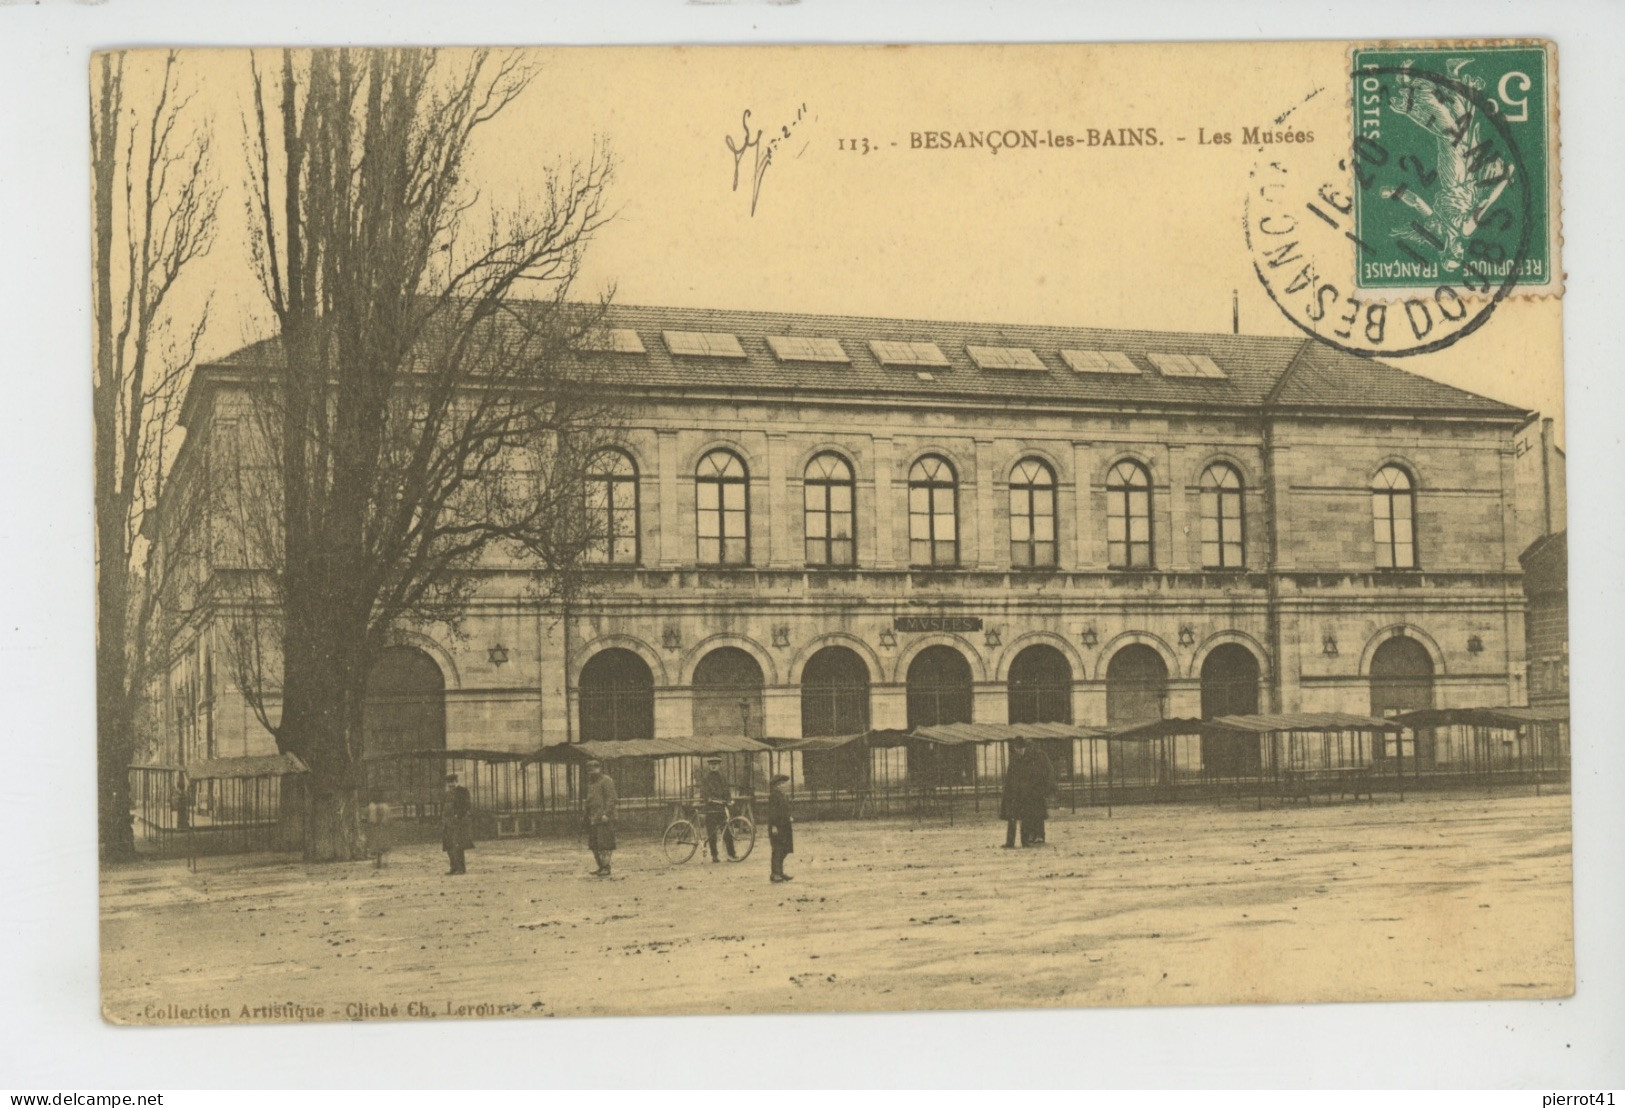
[581,328,646,354]
[663,330,748,358]
[765,335,850,364]
[1147,352,1227,379]
[869,340,950,368]
[1061,349,1139,375]
[966,345,1046,371]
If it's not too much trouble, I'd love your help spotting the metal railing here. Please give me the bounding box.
[131,720,1570,858]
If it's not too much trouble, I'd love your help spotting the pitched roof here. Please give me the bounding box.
[209,302,1531,421]
[1519,528,1567,591]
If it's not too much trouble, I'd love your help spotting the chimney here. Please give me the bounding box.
[1540,417,1555,536]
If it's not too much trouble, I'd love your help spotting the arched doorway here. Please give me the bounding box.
[579,648,657,794]
[579,649,655,742]
[1370,636,1435,763]
[363,646,446,800]
[692,647,765,738]
[1106,643,1168,780]
[1200,643,1262,775]
[800,647,871,792]
[906,645,976,784]
[1007,644,1074,777]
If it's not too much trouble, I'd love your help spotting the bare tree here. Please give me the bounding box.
[234,48,620,860]
[91,51,218,861]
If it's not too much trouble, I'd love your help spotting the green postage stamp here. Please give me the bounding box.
[1351,43,1559,297]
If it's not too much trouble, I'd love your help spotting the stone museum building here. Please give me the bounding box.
[154,304,1542,785]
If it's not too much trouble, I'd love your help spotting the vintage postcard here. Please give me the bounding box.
[94,40,1570,1025]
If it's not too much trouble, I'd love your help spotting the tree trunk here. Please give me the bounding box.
[96,632,137,862]
[92,57,136,864]
[95,420,136,861]
[278,596,369,861]
[304,776,364,862]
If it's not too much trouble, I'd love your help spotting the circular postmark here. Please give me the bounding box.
[1245,64,1532,358]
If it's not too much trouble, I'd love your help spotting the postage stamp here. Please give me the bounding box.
[1245,41,1558,356]
[1351,43,1559,298]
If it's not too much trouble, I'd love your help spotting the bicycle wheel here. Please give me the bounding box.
[724,816,755,862]
[662,819,700,864]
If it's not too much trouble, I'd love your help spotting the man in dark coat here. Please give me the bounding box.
[584,760,618,877]
[442,773,473,875]
[999,739,1026,848]
[767,773,794,883]
[1018,740,1056,845]
[699,755,737,862]
[999,739,1056,847]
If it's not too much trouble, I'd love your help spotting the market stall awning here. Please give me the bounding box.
[364,748,532,763]
[1393,706,1570,729]
[761,732,860,752]
[760,728,915,751]
[532,735,774,762]
[1095,717,1208,740]
[911,721,1103,745]
[1206,712,1403,733]
[182,752,310,780]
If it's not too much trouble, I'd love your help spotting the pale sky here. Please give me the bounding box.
[170,43,1563,438]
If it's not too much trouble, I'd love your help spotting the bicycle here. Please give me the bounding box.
[662,794,756,864]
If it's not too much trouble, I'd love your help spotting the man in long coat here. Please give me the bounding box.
[584,760,618,877]
[442,773,473,875]
[1018,740,1056,845]
[999,738,1056,847]
[767,773,794,883]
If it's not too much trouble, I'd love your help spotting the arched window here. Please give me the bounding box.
[804,453,856,567]
[1007,644,1072,725]
[586,450,639,565]
[696,449,749,565]
[1200,643,1261,775]
[1369,636,1434,717]
[692,647,764,738]
[908,455,959,567]
[1199,463,1244,569]
[364,647,447,757]
[906,645,974,730]
[579,648,657,796]
[1372,465,1417,568]
[1106,460,1153,568]
[363,646,447,799]
[1370,635,1434,763]
[579,649,655,743]
[800,647,871,793]
[1009,458,1057,568]
[905,645,976,785]
[1106,643,1168,780]
[1007,644,1075,779]
[801,647,871,737]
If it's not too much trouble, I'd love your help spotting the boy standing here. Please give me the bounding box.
[442,773,473,875]
[585,760,618,877]
[767,773,794,883]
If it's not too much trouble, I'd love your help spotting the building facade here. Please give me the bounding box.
[1520,530,1568,711]
[155,305,1539,781]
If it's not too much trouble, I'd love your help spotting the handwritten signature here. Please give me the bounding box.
[725,104,809,216]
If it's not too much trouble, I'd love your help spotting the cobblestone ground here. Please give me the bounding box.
[100,791,1573,1023]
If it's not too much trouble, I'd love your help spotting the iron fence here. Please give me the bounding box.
[129,717,1570,858]
[128,762,305,864]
